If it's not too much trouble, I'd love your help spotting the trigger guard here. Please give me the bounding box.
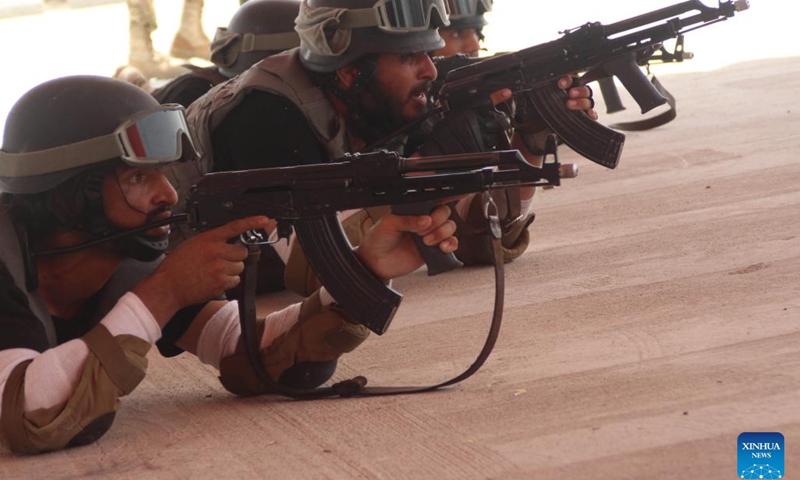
[493,98,515,131]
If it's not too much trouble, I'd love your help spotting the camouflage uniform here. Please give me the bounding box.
[124,0,208,80]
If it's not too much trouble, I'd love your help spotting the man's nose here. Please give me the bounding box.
[417,52,437,81]
[465,31,481,57]
[153,171,179,207]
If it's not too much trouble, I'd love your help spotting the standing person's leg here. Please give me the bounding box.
[170,0,211,61]
[126,0,185,79]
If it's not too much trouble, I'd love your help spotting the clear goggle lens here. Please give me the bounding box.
[374,0,451,32]
[118,104,198,165]
[446,0,492,19]
[0,104,199,180]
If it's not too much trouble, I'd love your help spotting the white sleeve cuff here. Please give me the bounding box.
[101,292,162,344]
[196,301,241,369]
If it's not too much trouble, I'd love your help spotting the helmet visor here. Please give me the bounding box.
[446,0,492,19]
[0,104,199,178]
[344,0,451,33]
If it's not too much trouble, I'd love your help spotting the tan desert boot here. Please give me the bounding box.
[170,0,211,61]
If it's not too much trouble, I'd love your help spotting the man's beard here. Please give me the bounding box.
[347,78,432,147]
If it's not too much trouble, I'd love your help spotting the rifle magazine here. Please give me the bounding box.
[294,213,402,335]
[526,85,625,169]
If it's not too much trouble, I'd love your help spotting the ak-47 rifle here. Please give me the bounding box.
[431,0,749,169]
[185,149,574,336]
[184,149,575,398]
[26,150,575,399]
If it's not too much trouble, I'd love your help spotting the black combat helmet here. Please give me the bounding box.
[0,75,197,194]
[211,0,303,77]
[445,0,492,29]
[0,76,199,261]
[298,0,450,72]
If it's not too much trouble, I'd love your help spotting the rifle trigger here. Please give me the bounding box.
[239,229,271,246]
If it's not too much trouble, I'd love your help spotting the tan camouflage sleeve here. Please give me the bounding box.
[1,326,150,454]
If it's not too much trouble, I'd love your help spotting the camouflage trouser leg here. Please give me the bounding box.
[170,0,210,60]
[127,0,157,33]
[124,0,186,79]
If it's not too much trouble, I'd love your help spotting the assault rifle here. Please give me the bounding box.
[185,149,575,335]
[433,0,749,169]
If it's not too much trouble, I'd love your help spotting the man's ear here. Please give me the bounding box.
[335,64,360,91]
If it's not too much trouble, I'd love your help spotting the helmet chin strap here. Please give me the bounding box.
[22,213,188,291]
[108,228,170,262]
[31,214,188,259]
[29,171,185,264]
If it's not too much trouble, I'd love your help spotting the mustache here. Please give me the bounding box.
[146,205,172,223]
[411,81,433,98]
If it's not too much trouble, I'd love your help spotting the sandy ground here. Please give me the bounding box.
[1,2,799,479]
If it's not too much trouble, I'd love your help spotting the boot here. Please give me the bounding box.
[170,0,211,61]
[128,21,187,80]
[127,0,186,80]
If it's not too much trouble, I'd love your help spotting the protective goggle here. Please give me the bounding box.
[211,27,301,68]
[0,104,199,178]
[446,0,492,19]
[341,0,451,33]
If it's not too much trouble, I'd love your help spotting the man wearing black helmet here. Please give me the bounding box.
[433,0,491,58]
[0,76,457,454]
[175,0,595,294]
[149,0,303,108]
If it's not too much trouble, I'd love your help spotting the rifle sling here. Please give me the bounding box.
[236,208,505,399]
[608,75,677,131]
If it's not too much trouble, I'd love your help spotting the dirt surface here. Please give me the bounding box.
[1,54,797,479]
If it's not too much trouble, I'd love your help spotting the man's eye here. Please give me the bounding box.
[400,53,414,63]
[130,172,147,184]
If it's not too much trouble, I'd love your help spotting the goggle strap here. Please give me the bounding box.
[0,135,121,178]
[240,32,301,52]
[338,8,383,29]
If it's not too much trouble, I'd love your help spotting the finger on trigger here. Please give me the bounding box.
[216,216,271,239]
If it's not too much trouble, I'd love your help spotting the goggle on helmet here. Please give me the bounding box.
[338,0,452,33]
[0,104,200,186]
[446,0,492,20]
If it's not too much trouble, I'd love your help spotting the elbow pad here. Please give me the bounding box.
[1,326,150,454]
[218,289,369,396]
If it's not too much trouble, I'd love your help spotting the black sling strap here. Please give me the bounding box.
[236,201,506,399]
